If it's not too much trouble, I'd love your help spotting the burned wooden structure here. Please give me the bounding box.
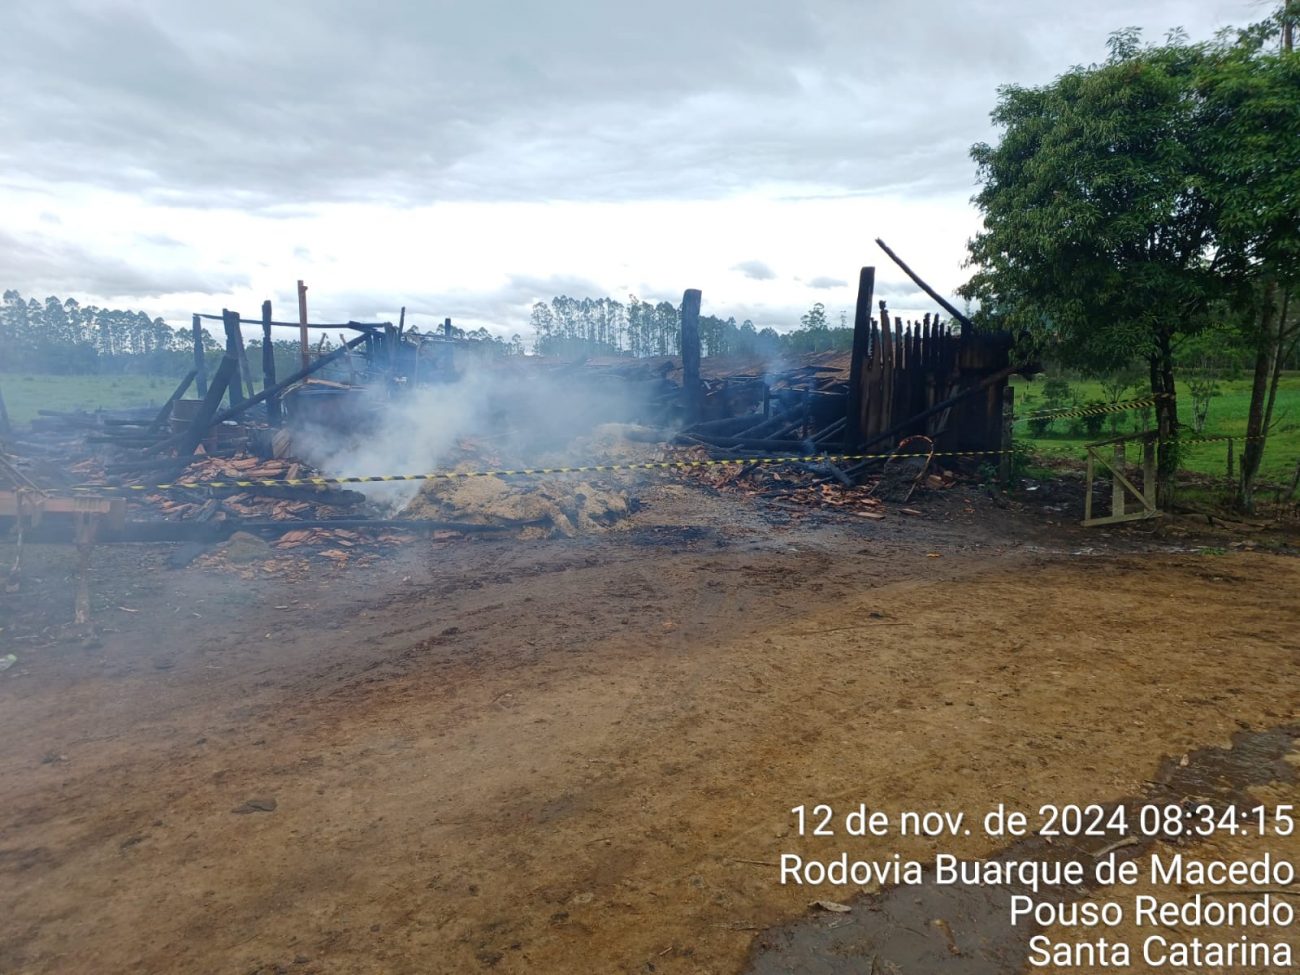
[675,250,1020,481]
[842,266,1015,457]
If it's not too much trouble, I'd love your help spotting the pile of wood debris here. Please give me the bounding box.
[139,455,364,523]
[674,446,960,518]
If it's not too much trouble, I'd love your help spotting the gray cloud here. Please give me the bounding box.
[0,1,1235,210]
[733,260,776,281]
[807,276,847,290]
[0,230,249,299]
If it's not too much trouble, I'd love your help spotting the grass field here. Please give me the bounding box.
[0,373,177,426]
[1013,373,1300,485]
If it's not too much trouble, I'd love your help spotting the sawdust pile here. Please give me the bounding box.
[402,475,631,538]
[399,424,665,537]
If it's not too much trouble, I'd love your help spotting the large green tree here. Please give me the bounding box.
[962,18,1300,505]
[1204,7,1300,507]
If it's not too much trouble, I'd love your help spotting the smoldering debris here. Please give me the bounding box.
[396,423,663,538]
[402,476,633,538]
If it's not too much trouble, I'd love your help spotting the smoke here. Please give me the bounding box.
[290,358,673,513]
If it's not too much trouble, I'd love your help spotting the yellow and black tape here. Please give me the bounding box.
[1013,394,1169,423]
[72,448,1012,494]
[62,427,1265,496]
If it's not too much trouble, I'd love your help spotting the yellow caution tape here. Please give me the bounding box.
[1013,395,1168,423]
[60,428,1269,496]
[72,448,1012,494]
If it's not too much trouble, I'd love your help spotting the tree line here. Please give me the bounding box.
[0,290,537,375]
[530,295,859,359]
[1,285,885,377]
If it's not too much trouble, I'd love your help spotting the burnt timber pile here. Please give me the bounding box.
[0,247,1026,549]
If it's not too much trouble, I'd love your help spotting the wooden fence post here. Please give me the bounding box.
[1112,442,1127,518]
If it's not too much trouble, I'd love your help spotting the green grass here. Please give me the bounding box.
[1012,373,1300,484]
[0,373,178,425]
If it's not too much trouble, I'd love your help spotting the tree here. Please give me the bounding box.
[1198,8,1300,508]
[961,25,1300,504]
[800,302,828,332]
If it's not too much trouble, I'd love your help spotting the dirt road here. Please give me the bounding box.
[2,483,1297,973]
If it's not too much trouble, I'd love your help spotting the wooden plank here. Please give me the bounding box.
[875,237,974,335]
[0,491,124,522]
[1111,442,1127,517]
[879,301,894,434]
[1085,449,1095,523]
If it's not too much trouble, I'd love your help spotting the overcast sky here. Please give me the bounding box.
[0,0,1254,342]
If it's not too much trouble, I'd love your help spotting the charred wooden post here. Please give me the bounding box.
[875,237,974,336]
[297,280,310,370]
[192,314,208,397]
[146,333,370,457]
[844,267,875,450]
[178,353,237,456]
[222,310,245,410]
[261,300,281,427]
[680,288,703,424]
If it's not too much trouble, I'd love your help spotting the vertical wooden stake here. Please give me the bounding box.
[1112,442,1126,518]
[1143,435,1157,510]
[74,512,96,626]
[1084,449,1095,524]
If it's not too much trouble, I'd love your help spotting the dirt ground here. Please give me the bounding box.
[1,477,1298,974]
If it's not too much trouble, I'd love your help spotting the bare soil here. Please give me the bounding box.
[1,479,1297,974]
